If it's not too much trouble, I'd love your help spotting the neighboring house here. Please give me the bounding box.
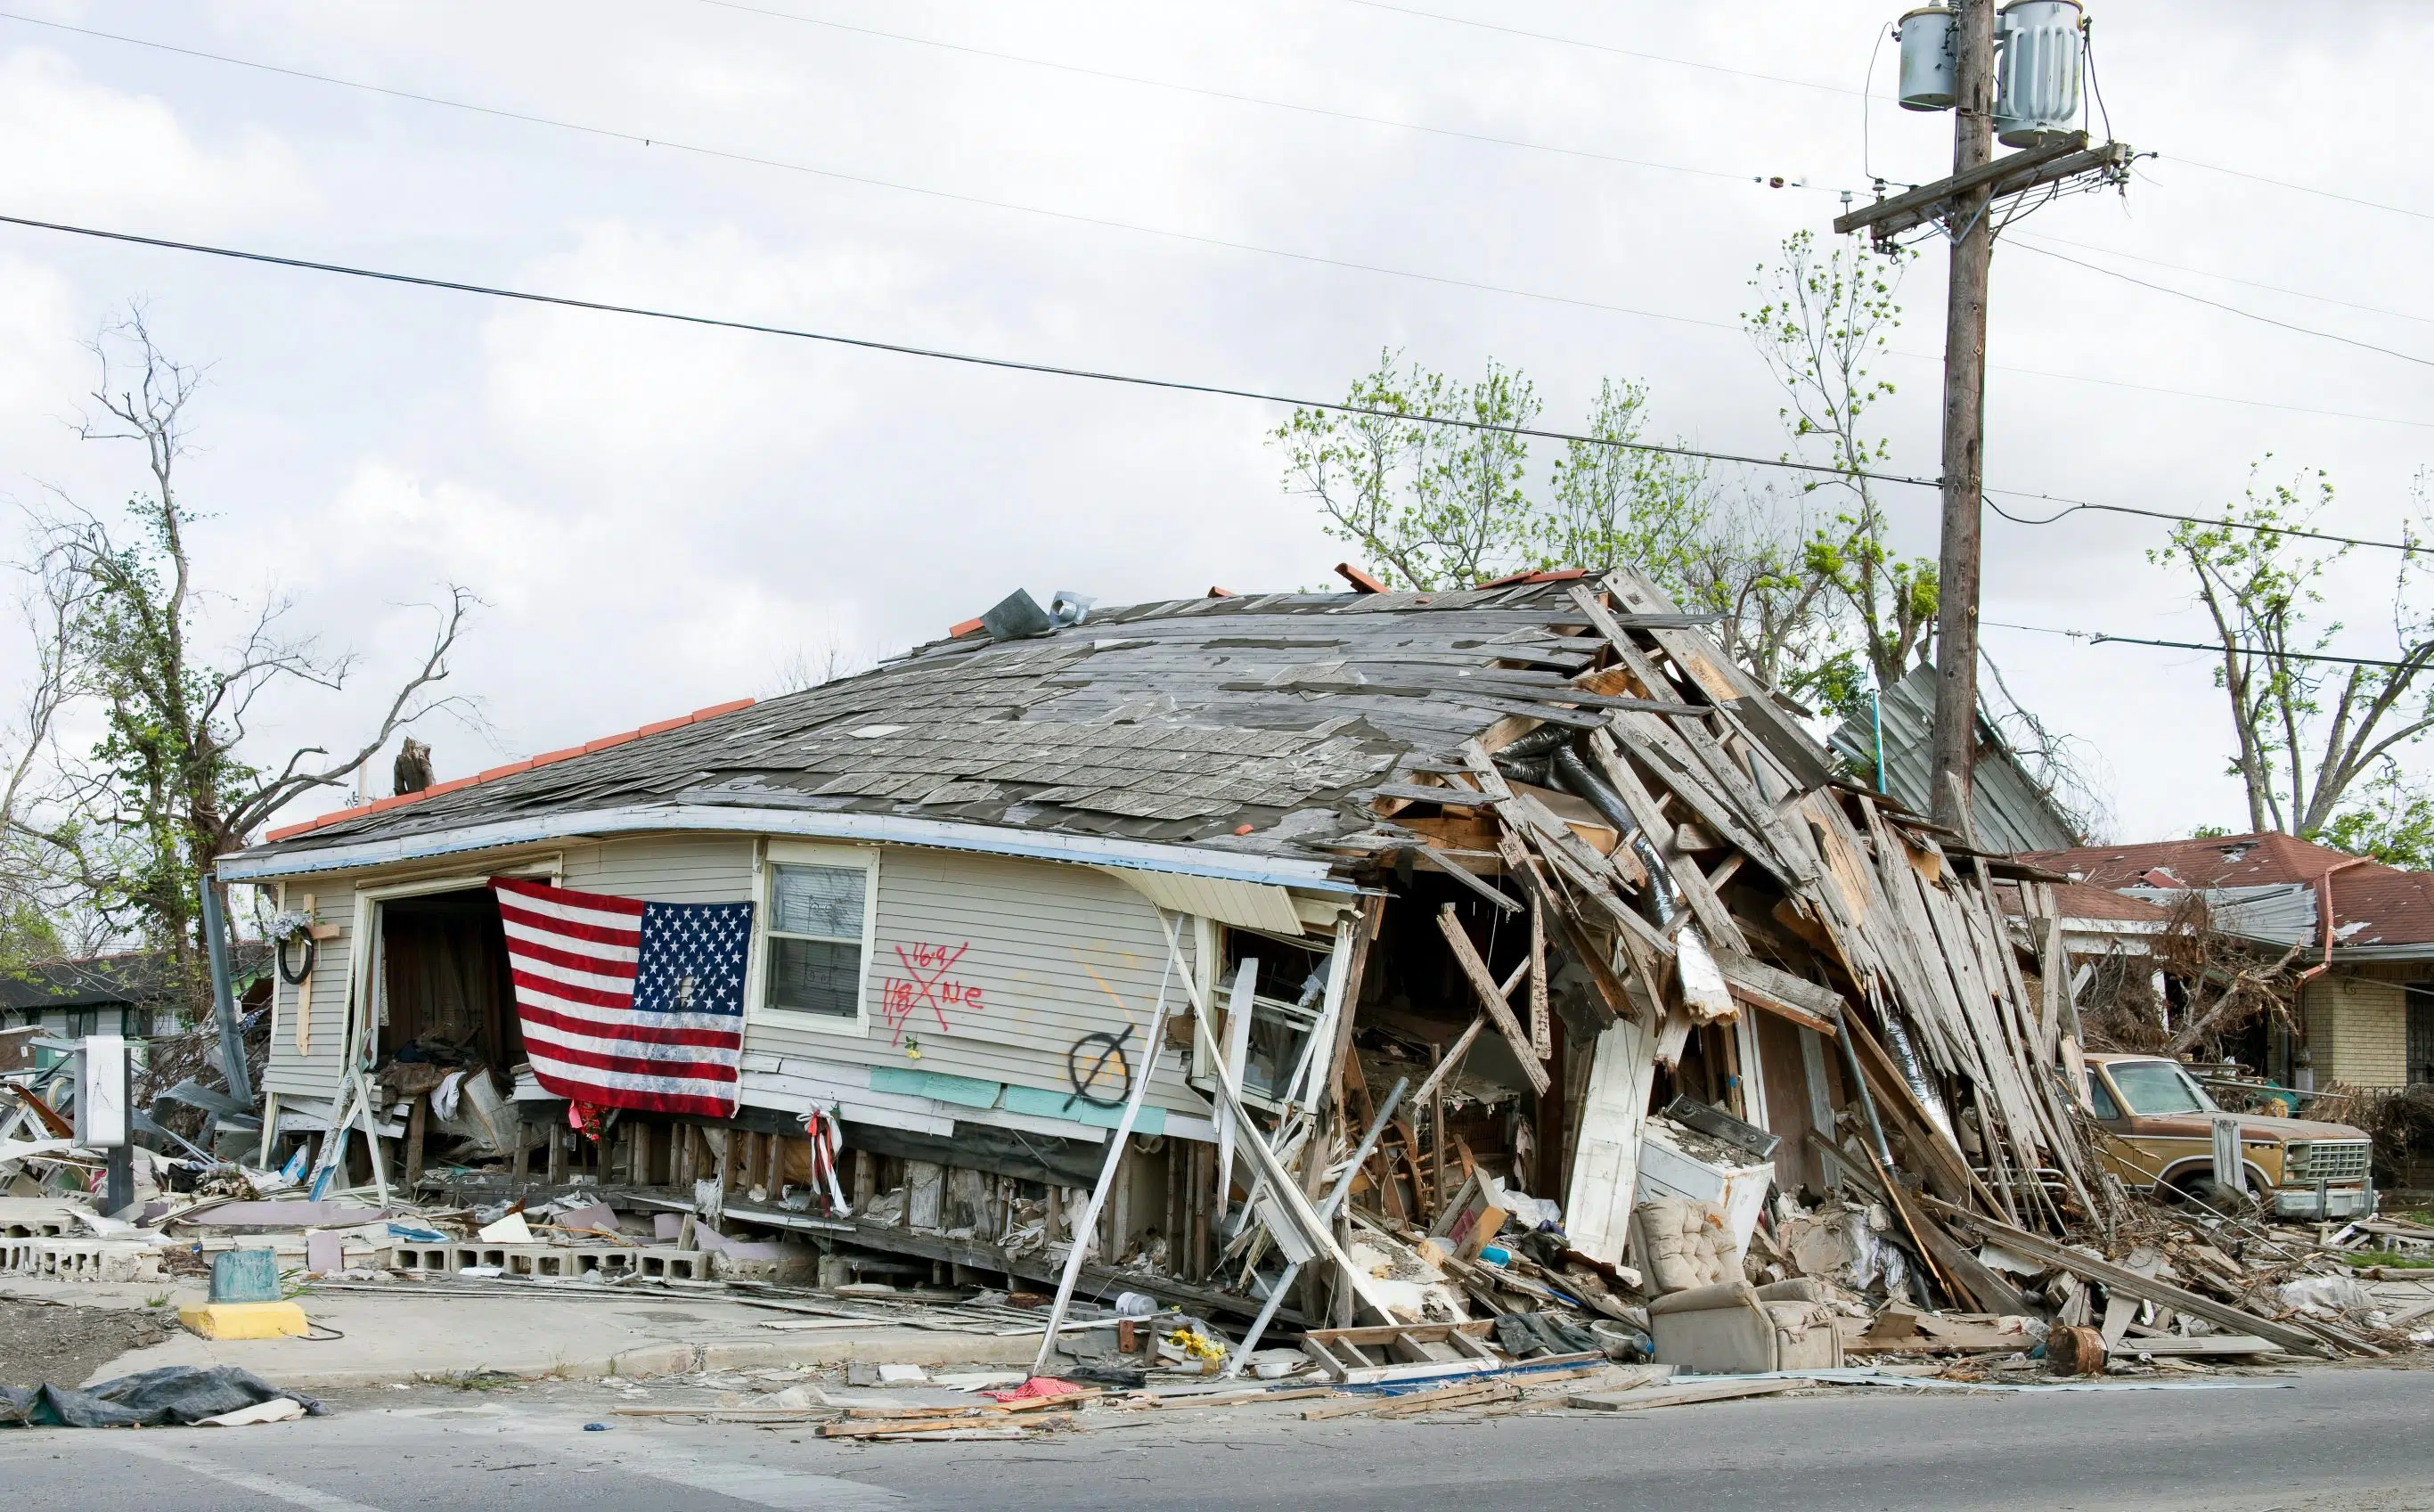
[2019,832,2434,1092]
[0,950,222,1042]
[1827,661,2082,856]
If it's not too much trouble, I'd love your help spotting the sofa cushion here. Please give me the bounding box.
[1633,1196,1738,1294]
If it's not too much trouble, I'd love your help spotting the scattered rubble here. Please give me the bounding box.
[4,568,2430,1430]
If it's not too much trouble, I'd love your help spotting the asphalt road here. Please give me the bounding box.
[6,1367,2433,1512]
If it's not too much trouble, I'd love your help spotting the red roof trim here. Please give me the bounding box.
[258,698,758,844]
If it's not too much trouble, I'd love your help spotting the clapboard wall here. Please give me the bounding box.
[257,833,1228,1131]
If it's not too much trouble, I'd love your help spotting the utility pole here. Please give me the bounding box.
[1927,0,1996,838]
[1837,0,2129,840]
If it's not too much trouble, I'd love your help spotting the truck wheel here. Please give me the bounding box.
[2165,1173,2253,1213]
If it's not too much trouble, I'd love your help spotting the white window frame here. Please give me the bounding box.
[751,839,881,1036]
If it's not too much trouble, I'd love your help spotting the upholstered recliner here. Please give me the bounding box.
[1633,1196,1843,1375]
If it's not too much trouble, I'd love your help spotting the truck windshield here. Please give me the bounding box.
[2107,1060,2217,1116]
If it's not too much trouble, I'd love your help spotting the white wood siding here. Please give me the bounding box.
[563,834,754,903]
[261,889,356,1099]
[750,847,1205,1118]
[256,834,1215,1126]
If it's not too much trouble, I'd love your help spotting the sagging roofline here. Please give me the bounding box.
[214,800,1364,894]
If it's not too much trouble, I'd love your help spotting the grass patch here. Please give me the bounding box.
[2340,1250,2434,1269]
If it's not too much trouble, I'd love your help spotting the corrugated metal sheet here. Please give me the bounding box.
[1828,661,2079,854]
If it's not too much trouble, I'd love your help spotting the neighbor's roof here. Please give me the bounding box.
[1996,881,2173,927]
[1828,660,2079,855]
[0,946,266,1014]
[231,576,1711,880]
[2022,832,2434,952]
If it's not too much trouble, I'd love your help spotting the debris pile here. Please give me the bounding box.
[5,568,2426,1409]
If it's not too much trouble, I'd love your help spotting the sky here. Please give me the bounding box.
[0,0,2429,845]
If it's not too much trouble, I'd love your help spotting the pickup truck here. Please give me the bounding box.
[2083,1052,2376,1220]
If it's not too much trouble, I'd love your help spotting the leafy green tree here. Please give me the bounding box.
[1274,352,1538,592]
[2322,764,2434,869]
[2156,462,2434,838]
[1744,231,1937,696]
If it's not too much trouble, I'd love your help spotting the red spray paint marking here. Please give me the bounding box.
[878,941,984,1044]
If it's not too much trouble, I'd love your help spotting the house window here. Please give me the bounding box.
[764,854,873,1023]
[2408,986,2434,1085]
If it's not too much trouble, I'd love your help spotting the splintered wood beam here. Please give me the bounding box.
[1496,832,1633,1026]
[1529,894,1551,1059]
[1405,843,1523,914]
[1435,903,1552,1094]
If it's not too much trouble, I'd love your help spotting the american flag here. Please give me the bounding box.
[491,878,754,1117]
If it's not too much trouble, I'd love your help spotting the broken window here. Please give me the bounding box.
[768,862,869,1019]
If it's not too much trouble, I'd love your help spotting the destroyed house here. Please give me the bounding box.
[216,569,2097,1323]
[2022,832,2434,1093]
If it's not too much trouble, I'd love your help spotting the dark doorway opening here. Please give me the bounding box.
[380,887,523,1073]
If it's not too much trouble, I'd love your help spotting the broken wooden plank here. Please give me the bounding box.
[1715,953,1842,1037]
[2115,1335,2279,1358]
[1404,843,1523,914]
[1437,903,1553,1094]
[1567,1377,1801,1412]
[1915,1197,2332,1357]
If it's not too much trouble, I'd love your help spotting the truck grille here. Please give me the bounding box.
[2285,1140,2371,1185]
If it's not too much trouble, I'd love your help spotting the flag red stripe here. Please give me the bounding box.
[532,1037,741,1083]
[496,896,644,951]
[501,932,641,983]
[527,1064,735,1117]
[509,968,639,1013]
[519,1001,744,1050]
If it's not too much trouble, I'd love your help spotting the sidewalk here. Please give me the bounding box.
[3,1277,1041,1389]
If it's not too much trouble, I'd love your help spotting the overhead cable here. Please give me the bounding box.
[1334,0,1863,97]
[12,208,2420,565]
[1983,493,2422,556]
[2013,233,2434,331]
[12,13,2420,433]
[2164,157,2434,227]
[1983,621,2430,671]
[682,0,1804,189]
[0,209,1945,488]
[1331,4,2434,233]
[0,10,1760,335]
[2011,241,2434,372]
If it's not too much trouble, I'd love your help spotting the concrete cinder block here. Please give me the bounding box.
[2,1238,163,1284]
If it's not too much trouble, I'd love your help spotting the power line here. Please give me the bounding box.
[1334,0,1864,97]
[682,0,1810,191]
[0,208,1950,489]
[1332,4,2434,234]
[2009,241,2434,372]
[2165,156,2434,227]
[1983,492,2422,555]
[16,205,2414,569]
[0,10,1760,337]
[14,12,2420,436]
[1984,620,2430,671]
[1974,356,2434,432]
[2013,232,2434,331]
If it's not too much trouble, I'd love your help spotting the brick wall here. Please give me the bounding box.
[2302,973,2410,1090]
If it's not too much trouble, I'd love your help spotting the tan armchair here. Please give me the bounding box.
[1632,1196,1842,1375]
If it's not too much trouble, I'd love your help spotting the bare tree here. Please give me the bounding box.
[24,307,477,991]
[2158,462,2434,838]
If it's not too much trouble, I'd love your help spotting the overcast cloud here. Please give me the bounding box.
[1,0,2428,842]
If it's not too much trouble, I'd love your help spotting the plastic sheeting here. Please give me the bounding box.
[0,1365,325,1428]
